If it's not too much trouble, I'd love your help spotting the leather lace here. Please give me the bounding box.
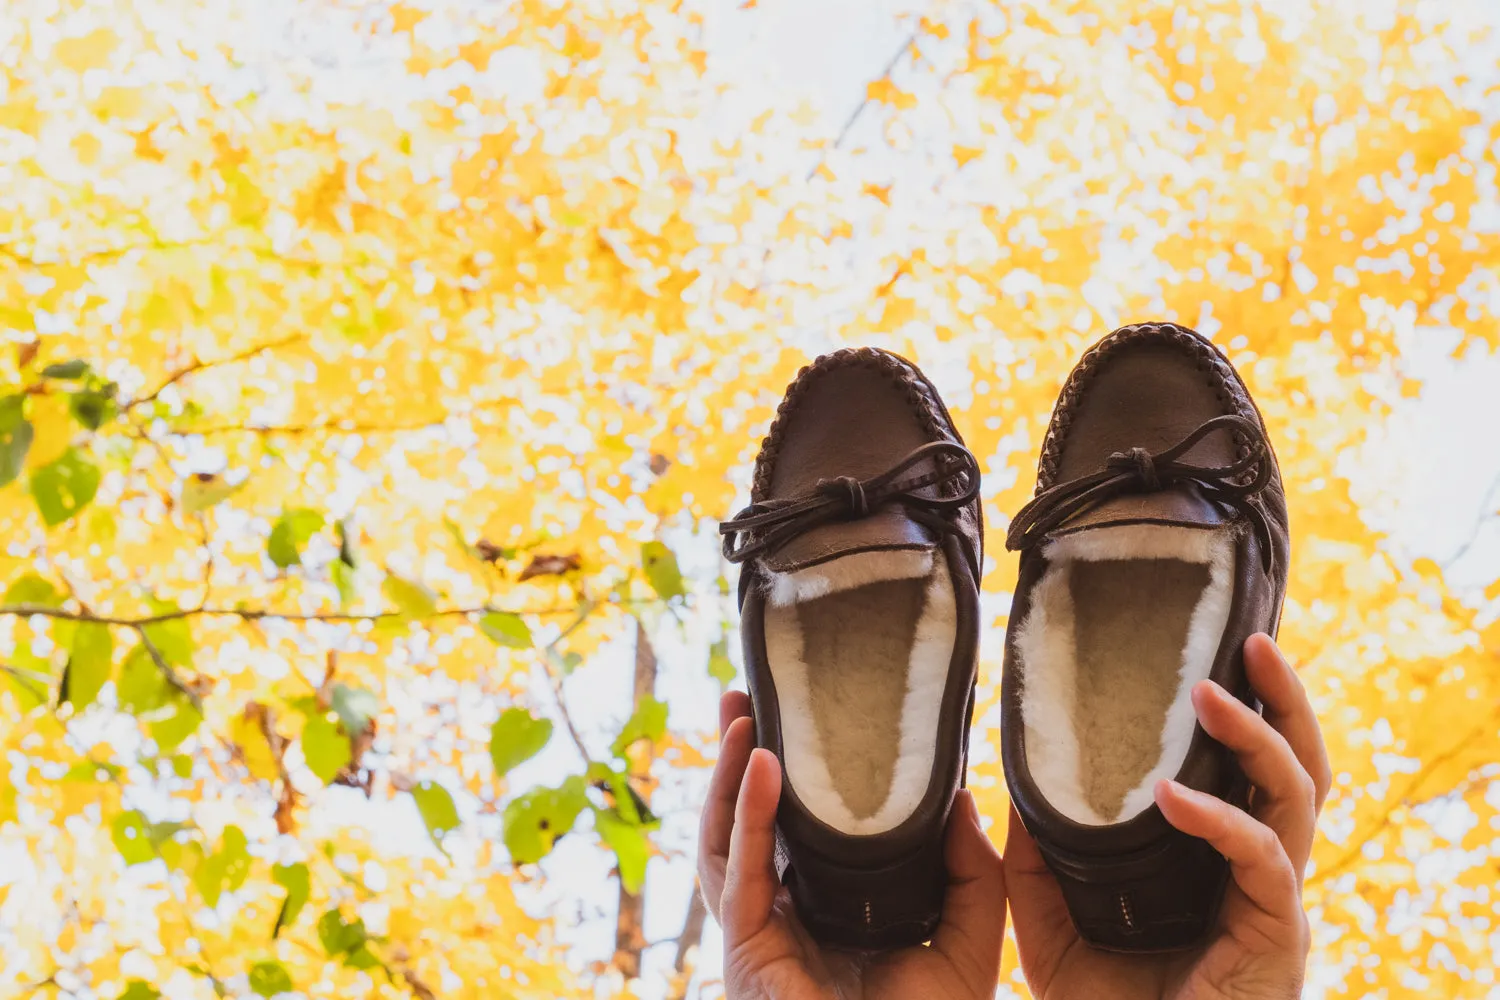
[1004,414,1276,572]
[720,440,981,569]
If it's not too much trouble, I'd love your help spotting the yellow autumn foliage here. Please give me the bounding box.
[0,1,1496,999]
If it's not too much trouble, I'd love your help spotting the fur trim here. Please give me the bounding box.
[1017,524,1235,826]
[764,559,956,835]
[762,547,934,607]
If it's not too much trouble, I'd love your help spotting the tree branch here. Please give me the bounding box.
[612,617,660,980]
[666,885,707,1000]
[0,603,573,626]
[538,602,601,764]
[1308,702,1500,886]
[124,334,304,414]
[808,28,919,181]
[133,624,204,713]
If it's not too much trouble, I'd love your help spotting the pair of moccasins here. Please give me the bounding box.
[719,323,1289,953]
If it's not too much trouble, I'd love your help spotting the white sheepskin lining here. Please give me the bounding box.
[761,547,933,607]
[1015,525,1235,826]
[763,555,955,836]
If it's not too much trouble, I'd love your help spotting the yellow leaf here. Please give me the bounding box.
[73,132,102,166]
[863,183,892,205]
[55,29,119,72]
[866,79,916,110]
[26,393,74,469]
[93,86,144,120]
[953,145,983,167]
[230,709,282,783]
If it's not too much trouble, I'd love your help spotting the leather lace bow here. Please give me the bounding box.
[720,440,981,565]
[1004,414,1277,571]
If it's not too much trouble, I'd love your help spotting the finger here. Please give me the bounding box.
[1245,634,1332,812]
[1155,779,1301,927]
[698,716,756,922]
[1002,806,1075,991]
[721,747,783,945]
[931,790,1007,997]
[719,689,752,739]
[1192,679,1317,874]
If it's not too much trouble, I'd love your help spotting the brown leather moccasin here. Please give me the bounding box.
[1002,322,1289,952]
[720,347,984,950]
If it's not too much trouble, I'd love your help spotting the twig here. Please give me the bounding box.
[0,603,573,626]
[1441,466,1500,571]
[538,602,601,764]
[1308,703,1500,886]
[124,334,304,413]
[807,28,919,182]
[134,625,203,713]
[612,618,660,980]
[1,663,49,703]
[667,885,708,1000]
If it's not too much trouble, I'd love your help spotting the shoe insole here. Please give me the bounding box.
[1068,558,1210,821]
[795,578,927,820]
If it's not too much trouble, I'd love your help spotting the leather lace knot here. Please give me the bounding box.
[1005,414,1277,572]
[720,440,981,568]
[1110,446,1160,490]
[818,475,869,518]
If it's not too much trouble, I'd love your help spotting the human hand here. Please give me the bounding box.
[698,690,1008,999]
[1005,633,1331,1000]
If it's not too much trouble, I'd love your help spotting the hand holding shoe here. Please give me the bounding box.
[699,691,1007,1000]
[704,635,1328,1000]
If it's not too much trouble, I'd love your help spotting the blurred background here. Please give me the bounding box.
[1,0,1497,997]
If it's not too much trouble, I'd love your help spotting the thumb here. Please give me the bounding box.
[720,748,783,947]
[930,790,1007,996]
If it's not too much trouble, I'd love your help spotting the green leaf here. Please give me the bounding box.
[317,908,367,956]
[118,981,161,1000]
[489,708,552,777]
[382,572,437,619]
[0,394,33,488]
[641,541,685,600]
[142,597,194,668]
[272,862,310,938]
[330,558,355,607]
[68,388,116,430]
[111,810,155,865]
[193,825,250,907]
[411,780,460,851]
[41,359,89,380]
[62,621,112,711]
[118,645,170,714]
[336,517,356,567]
[301,713,351,784]
[501,776,588,864]
[479,611,532,649]
[247,960,293,997]
[150,696,202,751]
[181,472,243,514]
[268,508,324,569]
[63,759,123,783]
[329,683,378,736]
[611,695,669,757]
[443,516,474,559]
[344,945,380,970]
[595,807,651,894]
[585,760,657,826]
[4,572,62,607]
[3,664,49,711]
[708,637,736,687]
[30,446,100,526]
